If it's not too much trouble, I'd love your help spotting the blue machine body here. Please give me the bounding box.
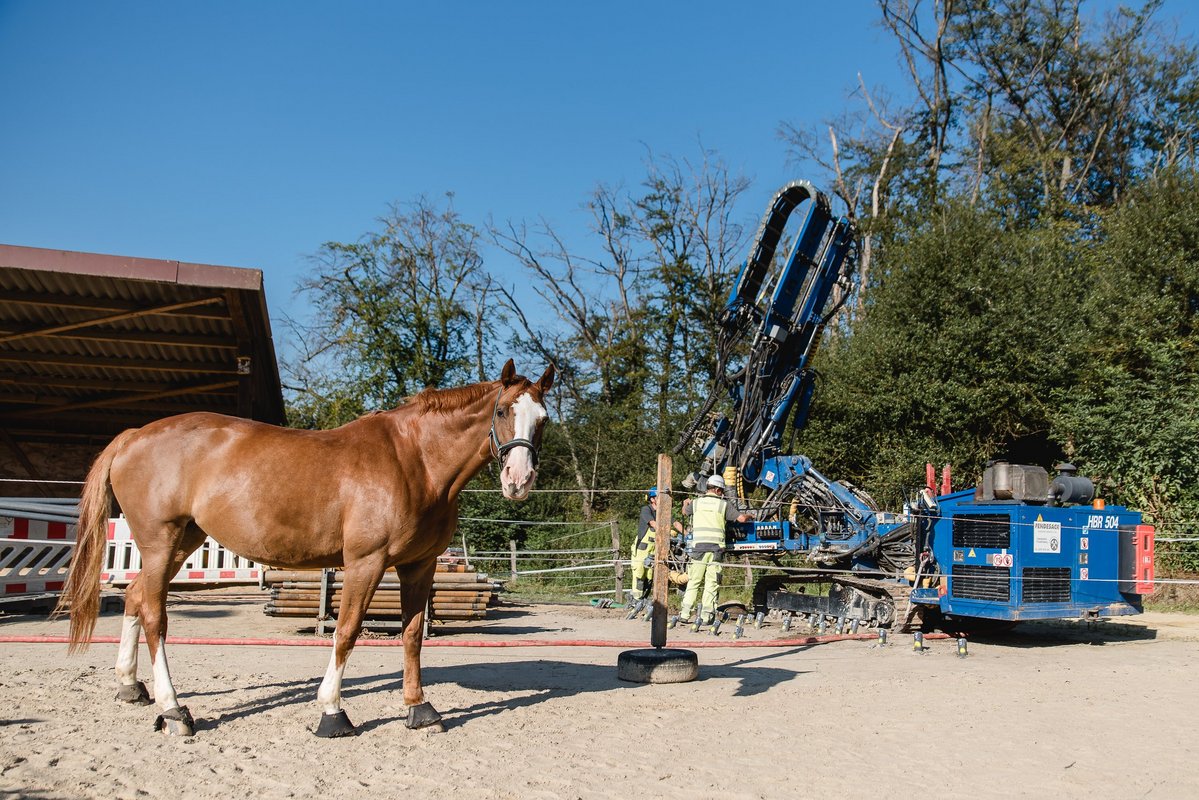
[677,180,1153,624]
[914,491,1146,620]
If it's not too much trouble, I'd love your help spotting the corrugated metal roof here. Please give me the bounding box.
[0,244,286,495]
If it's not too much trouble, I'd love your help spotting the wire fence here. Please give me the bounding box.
[455,505,1199,596]
[6,477,1198,535]
[461,537,1199,600]
[468,542,628,596]
[6,476,1199,590]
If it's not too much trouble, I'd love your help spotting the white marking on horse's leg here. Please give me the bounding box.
[151,637,180,711]
[316,648,346,715]
[115,615,141,686]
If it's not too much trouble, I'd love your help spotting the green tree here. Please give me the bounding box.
[801,200,1087,503]
[781,0,1199,525]
[628,151,752,428]
[492,150,752,518]
[1054,173,1199,568]
[784,0,1199,239]
[284,195,494,426]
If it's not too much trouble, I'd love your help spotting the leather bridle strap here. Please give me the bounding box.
[488,386,539,468]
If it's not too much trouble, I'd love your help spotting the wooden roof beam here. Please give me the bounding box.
[0,296,226,345]
[0,327,238,350]
[0,350,238,374]
[0,290,233,321]
[0,374,178,392]
[13,380,239,417]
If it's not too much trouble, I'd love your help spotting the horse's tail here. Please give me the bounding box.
[55,429,134,653]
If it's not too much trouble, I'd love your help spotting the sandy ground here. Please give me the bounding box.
[1,591,1197,800]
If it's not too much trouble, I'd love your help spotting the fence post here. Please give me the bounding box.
[744,554,752,588]
[611,518,623,601]
[509,539,517,582]
[651,453,672,649]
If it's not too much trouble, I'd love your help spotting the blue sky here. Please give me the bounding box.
[2,1,1196,356]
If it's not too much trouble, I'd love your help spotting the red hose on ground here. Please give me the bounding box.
[0,632,953,649]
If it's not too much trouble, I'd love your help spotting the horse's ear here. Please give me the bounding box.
[500,358,517,386]
[536,364,555,394]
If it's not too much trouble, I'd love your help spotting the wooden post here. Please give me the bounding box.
[616,452,698,684]
[611,518,624,601]
[509,539,517,582]
[651,453,672,649]
[317,568,333,637]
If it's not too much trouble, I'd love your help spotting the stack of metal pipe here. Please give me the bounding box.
[0,497,79,525]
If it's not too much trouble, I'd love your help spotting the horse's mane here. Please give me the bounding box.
[404,381,499,415]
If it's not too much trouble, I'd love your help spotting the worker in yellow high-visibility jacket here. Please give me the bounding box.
[679,474,751,624]
[631,487,684,599]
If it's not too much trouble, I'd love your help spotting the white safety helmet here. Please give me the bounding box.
[706,474,726,490]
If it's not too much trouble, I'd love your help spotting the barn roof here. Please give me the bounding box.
[0,244,285,495]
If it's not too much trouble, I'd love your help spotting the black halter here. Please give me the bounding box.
[488,386,540,468]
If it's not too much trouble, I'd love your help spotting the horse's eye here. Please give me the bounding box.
[496,409,505,417]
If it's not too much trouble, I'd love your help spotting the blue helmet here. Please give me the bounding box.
[647,487,658,499]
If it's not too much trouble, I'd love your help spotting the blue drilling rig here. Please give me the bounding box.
[674,181,1155,630]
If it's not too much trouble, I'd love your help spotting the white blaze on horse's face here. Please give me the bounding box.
[500,391,547,500]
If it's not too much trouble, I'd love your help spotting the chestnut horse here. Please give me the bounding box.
[57,359,554,737]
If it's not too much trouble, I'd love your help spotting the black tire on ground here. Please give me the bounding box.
[616,648,699,684]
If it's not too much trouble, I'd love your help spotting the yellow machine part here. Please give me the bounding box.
[903,566,943,589]
[722,466,744,500]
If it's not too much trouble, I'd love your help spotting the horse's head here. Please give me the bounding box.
[490,359,555,501]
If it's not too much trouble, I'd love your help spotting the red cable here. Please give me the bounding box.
[0,632,951,649]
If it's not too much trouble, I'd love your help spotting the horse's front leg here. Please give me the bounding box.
[314,559,384,738]
[396,558,443,731]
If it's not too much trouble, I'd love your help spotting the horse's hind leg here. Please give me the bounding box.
[396,557,442,731]
[314,559,385,738]
[113,576,151,705]
[131,522,205,735]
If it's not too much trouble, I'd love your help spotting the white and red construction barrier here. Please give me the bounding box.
[1,513,263,598]
[102,517,261,585]
[0,515,73,595]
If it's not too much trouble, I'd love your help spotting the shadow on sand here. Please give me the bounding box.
[971,618,1160,648]
[181,645,812,734]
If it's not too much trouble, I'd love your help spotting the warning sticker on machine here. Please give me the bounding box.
[1034,519,1062,553]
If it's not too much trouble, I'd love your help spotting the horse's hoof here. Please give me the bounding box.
[404,701,443,732]
[154,705,195,736]
[314,710,357,738]
[116,681,152,705]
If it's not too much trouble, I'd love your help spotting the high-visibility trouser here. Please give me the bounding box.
[631,541,656,596]
[679,551,722,622]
